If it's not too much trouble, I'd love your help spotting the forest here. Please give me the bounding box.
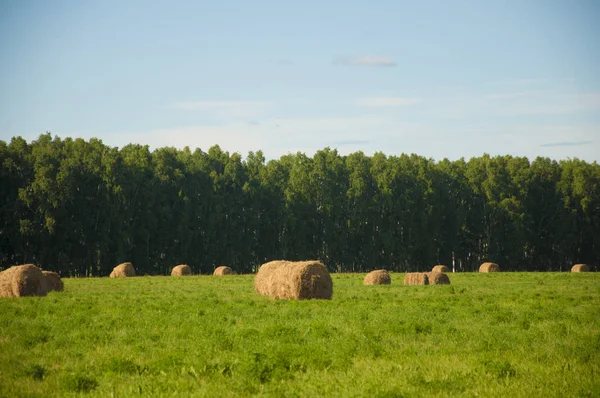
[1,133,598,275]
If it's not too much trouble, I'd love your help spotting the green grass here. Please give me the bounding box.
[1,272,599,397]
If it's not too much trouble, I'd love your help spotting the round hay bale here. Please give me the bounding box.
[171,264,192,276]
[254,260,332,300]
[214,266,233,276]
[364,269,391,285]
[432,265,450,273]
[0,264,47,298]
[42,270,64,292]
[479,262,500,272]
[571,264,590,272]
[109,262,135,278]
[404,272,429,286]
[426,271,451,285]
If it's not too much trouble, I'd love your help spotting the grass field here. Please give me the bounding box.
[1,272,599,397]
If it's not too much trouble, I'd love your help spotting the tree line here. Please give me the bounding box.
[1,133,598,275]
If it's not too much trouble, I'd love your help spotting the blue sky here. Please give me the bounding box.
[1,0,599,161]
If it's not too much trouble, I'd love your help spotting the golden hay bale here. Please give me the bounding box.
[0,264,47,298]
[42,270,64,292]
[214,266,233,276]
[364,269,391,285]
[426,271,451,285]
[255,260,333,300]
[109,262,135,278]
[404,272,429,286]
[571,264,590,272]
[254,260,291,296]
[171,264,192,276]
[479,262,500,272]
[432,265,450,273]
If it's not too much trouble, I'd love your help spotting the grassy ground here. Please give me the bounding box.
[0,272,599,397]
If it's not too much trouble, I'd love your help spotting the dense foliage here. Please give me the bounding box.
[1,133,599,275]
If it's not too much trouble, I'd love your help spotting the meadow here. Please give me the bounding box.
[0,272,599,397]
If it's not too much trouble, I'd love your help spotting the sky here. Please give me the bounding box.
[1,0,599,162]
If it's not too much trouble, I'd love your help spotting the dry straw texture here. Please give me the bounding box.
[109,262,136,278]
[214,266,233,276]
[0,264,47,298]
[479,262,500,272]
[364,270,391,285]
[171,264,192,276]
[42,270,64,292]
[403,272,429,286]
[571,264,590,272]
[426,271,451,285]
[432,265,450,273]
[255,260,333,300]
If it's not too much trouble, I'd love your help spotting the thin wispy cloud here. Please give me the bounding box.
[46,119,600,164]
[484,78,551,87]
[121,116,392,159]
[485,90,549,100]
[168,101,269,110]
[434,88,600,119]
[333,139,370,146]
[496,92,600,116]
[268,58,295,66]
[540,141,594,148]
[356,97,422,107]
[168,100,270,119]
[333,55,397,67]
[268,116,389,134]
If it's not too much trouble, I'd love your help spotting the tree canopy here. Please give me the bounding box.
[1,133,598,275]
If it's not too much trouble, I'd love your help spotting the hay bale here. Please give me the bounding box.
[571,264,590,272]
[432,265,450,273]
[214,266,233,276]
[0,264,47,298]
[426,271,451,285]
[254,260,332,300]
[171,264,192,276]
[364,269,391,285]
[404,272,429,286]
[109,262,135,278]
[479,262,500,272]
[254,260,291,297]
[42,270,64,292]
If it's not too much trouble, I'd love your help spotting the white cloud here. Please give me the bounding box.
[106,116,409,159]
[130,124,269,155]
[12,84,599,164]
[13,118,600,163]
[356,97,422,107]
[333,55,397,67]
